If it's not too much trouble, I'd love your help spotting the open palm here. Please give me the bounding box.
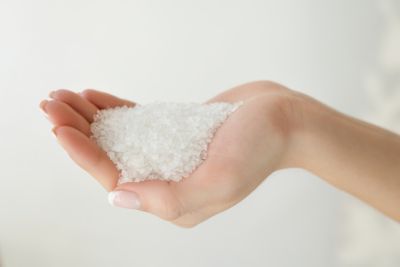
[41,81,294,227]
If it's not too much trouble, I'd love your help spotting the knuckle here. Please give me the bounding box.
[81,89,96,98]
[56,89,76,102]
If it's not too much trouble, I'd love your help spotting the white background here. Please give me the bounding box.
[0,1,396,266]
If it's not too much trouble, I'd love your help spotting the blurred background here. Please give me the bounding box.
[0,0,399,266]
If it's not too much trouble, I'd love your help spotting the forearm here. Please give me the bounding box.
[285,93,400,221]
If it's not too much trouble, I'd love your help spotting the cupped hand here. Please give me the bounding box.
[40,81,297,227]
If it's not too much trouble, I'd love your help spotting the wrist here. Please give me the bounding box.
[276,90,334,171]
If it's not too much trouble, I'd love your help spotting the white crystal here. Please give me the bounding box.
[90,101,242,182]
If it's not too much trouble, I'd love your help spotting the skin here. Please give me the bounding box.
[39,81,400,227]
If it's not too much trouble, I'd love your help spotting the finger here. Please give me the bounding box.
[112,181,186,222]
[109,158,234,226]
[44,100,92,136]
[80,89,135,109]
[168,156,242,227]
[49,89,99,122]
[111,170,236,228]
[54,126,119,191]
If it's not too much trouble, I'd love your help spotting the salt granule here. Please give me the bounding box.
[90,102,243,183]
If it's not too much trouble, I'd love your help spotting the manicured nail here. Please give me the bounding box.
[39,100,50,121]
[40,100,48,113]
[108,190,141,210]
[49,90,56,98]
[52,126,59,137]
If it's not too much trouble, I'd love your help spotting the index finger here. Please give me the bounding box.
[80,89,136,109]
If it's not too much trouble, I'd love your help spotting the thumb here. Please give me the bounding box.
[108,180,186,221]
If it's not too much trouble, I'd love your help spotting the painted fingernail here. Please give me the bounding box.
[108,190,141,210]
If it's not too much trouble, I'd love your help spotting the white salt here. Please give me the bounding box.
[90,101,243,183]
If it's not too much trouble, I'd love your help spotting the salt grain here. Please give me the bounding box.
[90,101,243,183]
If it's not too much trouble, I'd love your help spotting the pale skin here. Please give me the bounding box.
[39,81,400,227]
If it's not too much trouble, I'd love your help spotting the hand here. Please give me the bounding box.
[41,80,400,226]
[40,81,297,227]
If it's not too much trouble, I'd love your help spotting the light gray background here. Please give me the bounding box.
[0,0,392,266]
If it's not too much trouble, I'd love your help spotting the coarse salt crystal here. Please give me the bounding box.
[90,101,242,183]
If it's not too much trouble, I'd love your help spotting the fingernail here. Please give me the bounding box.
[40,100,48,113]
[108,191,141,210]
[39,100,50,121]
[52,126,59,137]
[49,90,56,98]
